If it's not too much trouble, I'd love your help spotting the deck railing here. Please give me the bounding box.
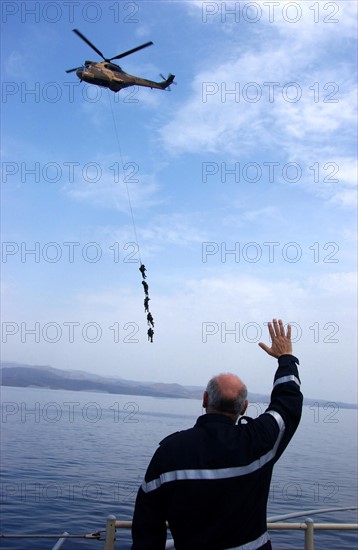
[0,507,357,549]
[104,507,358,550]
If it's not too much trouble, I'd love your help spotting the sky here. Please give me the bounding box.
[1,0,357,403]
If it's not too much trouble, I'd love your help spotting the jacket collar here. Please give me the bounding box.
[196,413,236,426]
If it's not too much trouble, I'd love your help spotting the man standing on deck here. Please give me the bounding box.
[131,319,303,550]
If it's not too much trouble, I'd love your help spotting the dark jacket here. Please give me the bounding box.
[132,355,303,550]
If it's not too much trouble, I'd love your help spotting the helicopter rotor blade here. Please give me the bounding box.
[72,28,106,61]
[66,67,81,73]
[110,41,153,61]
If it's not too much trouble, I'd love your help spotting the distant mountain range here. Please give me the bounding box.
[0,362,204,400]
[0,362,356,409]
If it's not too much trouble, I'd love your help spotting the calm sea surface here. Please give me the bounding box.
[0,386,357,549]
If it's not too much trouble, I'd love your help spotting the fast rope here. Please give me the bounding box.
[107,91,155,342]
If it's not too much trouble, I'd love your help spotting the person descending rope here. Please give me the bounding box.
[140,266,153,340]
[142,280,149,296]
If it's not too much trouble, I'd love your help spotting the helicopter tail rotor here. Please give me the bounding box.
[160,73,176,91]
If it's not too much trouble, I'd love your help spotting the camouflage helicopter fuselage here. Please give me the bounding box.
[76,61,174,92]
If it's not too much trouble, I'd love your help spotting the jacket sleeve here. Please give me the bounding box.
[131,449,167,550]
[264,354,303,459]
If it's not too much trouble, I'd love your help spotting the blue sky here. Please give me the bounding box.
[1,1,357,403]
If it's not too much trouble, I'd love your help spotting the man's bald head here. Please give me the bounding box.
[203,373,248,421]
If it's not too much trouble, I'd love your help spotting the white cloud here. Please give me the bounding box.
[241,206,278,223]
[160,38,356,156]
[275,87,357,140]
[4,51,31,78]
[139,212,208,246]
[64,169,163,212]
[159,2,357,208]
[187,1,357,41]
[307,271,357,295]
[329,188,357,208]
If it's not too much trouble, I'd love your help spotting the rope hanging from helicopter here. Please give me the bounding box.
[66,28,176,343]
[107,91,154,343]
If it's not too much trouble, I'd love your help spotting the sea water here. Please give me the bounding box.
[0,386,357,549]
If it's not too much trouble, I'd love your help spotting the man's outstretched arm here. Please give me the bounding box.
[258,318,303,456]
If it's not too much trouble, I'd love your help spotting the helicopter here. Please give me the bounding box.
[66,29,175,93]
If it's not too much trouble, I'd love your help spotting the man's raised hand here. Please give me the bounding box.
[258,319,293,358]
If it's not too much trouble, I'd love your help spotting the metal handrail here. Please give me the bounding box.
[106,507,358,550]
[268,506,358,522]
[51,532,70,550]
[0,508,356,549]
